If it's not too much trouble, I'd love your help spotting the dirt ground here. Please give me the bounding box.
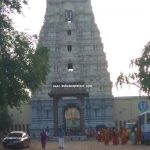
[1,138,150,150]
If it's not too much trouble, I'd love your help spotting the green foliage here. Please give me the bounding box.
[116,41,150,97]
[0,0,28,14]
[0,0,50,108]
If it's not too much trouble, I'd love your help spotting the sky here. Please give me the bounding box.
[13,0,150,97]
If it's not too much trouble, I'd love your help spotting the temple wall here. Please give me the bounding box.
[7,96,149,136]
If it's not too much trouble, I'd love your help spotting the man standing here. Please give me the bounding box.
[58,128,65,149]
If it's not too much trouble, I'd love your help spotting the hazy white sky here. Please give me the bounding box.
[13,0,150,97]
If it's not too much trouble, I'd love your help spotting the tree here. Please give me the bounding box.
[0,107,12,134]
[116,41,150,97]
[0,0,49,109]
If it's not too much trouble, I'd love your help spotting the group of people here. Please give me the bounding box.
[40,128,64,149]
[40,126,142,149]
[96,127,142,145]
[96,127,120,145]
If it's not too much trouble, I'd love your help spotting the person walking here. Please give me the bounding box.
[40,129,48,149]
[112,128,119,145]
[103,128,110,145]
[136,127,142,144]
[96,130,101,142]
[130,128,136,144]
[45,126,50,140]
[58,128,65,149]
[121,127,128,145]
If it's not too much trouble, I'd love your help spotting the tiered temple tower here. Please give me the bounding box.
[30,0,114,136]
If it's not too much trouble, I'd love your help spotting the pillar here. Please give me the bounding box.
[80,97,85,135]
[53,97,59,136]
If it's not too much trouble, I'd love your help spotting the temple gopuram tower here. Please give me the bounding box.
[30,0,114,136]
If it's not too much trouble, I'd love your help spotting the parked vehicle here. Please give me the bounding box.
[2,131,30,148]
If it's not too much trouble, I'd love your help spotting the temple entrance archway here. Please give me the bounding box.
[48,82,89,136]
